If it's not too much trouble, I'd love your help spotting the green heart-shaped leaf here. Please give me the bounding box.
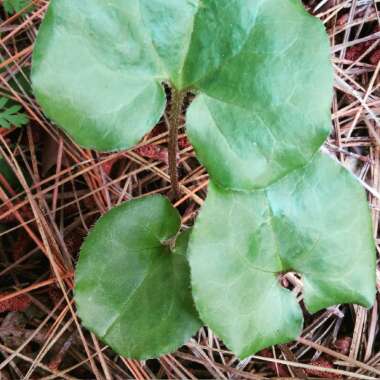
[75,195,201,360]
[187,0,333,190]
[32,0,331,184]
[189,153,376,358]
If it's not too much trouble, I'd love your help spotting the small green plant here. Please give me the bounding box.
[0,97,28,129]
[31,0,375,359]
[3,0,30,15]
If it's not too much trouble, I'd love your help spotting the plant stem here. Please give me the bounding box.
[168,88,184,198]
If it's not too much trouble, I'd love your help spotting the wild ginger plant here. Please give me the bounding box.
[31,0,375,359]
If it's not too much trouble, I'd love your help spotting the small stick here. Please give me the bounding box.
[167,88,184,198]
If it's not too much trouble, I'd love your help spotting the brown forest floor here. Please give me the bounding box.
[0,0,380,379]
